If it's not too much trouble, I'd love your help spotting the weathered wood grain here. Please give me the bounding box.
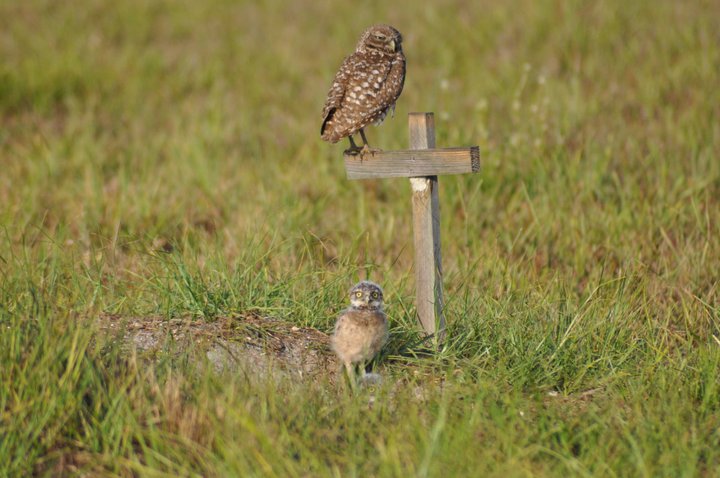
[344,146,479,180]
[408,113,446,342]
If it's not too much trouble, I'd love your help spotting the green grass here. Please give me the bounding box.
[1,0,719,475]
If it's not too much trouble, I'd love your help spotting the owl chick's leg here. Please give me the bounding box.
[359,128,381,158]
[343,361,357,391]
[359,361,383,386]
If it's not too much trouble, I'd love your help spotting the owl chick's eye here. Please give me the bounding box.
[371,292,379,299]
[355,291,363,298]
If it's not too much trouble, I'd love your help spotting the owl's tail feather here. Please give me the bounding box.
[321,109,340,142]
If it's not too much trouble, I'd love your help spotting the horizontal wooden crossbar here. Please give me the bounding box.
[344,146,480,180]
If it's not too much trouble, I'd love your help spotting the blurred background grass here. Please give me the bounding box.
[1,0,719,476]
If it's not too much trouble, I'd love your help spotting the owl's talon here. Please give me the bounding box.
[360,145,382,160]
[360,372,383,386]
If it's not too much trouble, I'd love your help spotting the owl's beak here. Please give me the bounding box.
[390,39,396,52]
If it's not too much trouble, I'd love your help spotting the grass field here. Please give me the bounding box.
[1,0,719,475]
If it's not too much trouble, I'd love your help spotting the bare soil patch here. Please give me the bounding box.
[97,314,341,382]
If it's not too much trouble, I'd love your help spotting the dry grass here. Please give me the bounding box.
[1,0,719,476]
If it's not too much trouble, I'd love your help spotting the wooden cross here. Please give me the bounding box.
[344,112,480,343]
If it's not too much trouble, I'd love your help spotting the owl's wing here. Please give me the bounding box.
[321,55,355,135]
[333,310,350,330]
[363,57,402,120]
[340,57,396,124]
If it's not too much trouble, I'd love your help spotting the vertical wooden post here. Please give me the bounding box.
[408,112,446,342]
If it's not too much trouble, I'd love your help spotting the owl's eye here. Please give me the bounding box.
[371,292,379,299]
[355,291,363,298]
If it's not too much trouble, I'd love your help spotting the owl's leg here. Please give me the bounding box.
[343,361,357,391]
[359,360,382,386]
[359,128,370,148]
[344,135,362,155]
[359,128,381,158]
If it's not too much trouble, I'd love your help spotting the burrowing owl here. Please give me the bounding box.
[321,25,406,154]
[331,281,388,385]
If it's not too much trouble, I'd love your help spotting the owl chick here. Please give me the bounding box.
[321,25,406,155]
[331,281,388,386]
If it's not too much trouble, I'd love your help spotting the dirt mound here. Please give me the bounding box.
[98,314,340,381]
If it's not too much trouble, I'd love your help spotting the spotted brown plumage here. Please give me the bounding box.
[321,25,406,153]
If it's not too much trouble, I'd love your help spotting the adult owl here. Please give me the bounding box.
[331,281,388,386]
[321,25,406,155]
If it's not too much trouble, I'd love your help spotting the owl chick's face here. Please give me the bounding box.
[349,281,384,310]
[358,25,403,55]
